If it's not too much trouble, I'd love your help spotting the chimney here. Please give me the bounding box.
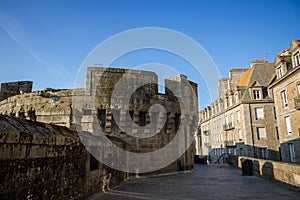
[250,60,268,68]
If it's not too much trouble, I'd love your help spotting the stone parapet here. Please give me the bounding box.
[231,156,300,191]
[0,115,127,199]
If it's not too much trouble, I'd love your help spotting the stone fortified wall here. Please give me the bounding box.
[76,67,198,173]
[0,89,74,129]
[0,67,198,175]
[0,115,127,199]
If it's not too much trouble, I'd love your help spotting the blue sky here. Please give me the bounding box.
[0,0,299,109]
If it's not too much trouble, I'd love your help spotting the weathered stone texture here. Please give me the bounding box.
[0,66,198,178]
[0,115,127,200]
[74,67,198,173]
[0,89,73,129]
[233,156,300,190]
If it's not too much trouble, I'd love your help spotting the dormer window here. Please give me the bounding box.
[277,66,283,78]
[286,62,293,71]
[253,89,261,100]
[294,52,300,67]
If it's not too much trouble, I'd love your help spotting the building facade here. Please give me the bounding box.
[198,61,281,163]
[269,39,300,164]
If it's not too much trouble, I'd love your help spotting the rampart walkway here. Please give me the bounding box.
[92,164,299,200]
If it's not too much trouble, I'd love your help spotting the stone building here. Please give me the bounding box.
[0,66,198,173]
[199,61,280,163]
[269,39,300,164]
[73,67,198,173]
[198,106,211,159]
[0,81,32,101]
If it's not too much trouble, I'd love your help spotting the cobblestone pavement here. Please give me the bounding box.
[92,164,299,200]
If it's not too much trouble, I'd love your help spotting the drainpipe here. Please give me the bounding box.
[248,104,255,158]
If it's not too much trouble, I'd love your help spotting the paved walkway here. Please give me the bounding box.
[92,164,299,200]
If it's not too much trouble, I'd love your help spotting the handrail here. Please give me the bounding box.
[214,153,229,164]
[223,122,234,130]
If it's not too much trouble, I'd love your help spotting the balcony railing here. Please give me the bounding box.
[203,130,210,136]
[294,95,300,109]
[204,142,211,148]
[224,140,236,147]
[223,122,235,131]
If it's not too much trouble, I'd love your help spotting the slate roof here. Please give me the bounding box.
[238,62,275,101]
[237,63,274,88]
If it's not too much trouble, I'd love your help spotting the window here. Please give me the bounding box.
[231,113,234,126]
[289,143,296,162]
[238,129,242,141]
[112,109,121,134]
[259,148,268,159]
[257,127,266,140]
[129,110,134,120]
[151,112,159,134]
[273,107,277,119]
[253,90,261,100]
[286,62,293,71]
[174,113,181,133]
[294,52,300,67]
[139,111,147,126]
[126,110,134,134]
[235,93,239,104]
[225,115,229,125]
[89,154,99,171]
[281,90,288,108]
[237,111,241,122]
[229,96,233,107]
[277,66,283,78]
[164,112,171,133]
[276,126,280,140]
[254,107,264,120]
[285,116,292,135]
[297,83,300,95]
[97,109,106,132]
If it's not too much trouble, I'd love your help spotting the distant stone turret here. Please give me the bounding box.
[0,81,32,101]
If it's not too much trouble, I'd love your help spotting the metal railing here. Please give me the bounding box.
[223,122,234,131]
[214,153,229,164]
[204,142,211,148]
[224,140,236,147]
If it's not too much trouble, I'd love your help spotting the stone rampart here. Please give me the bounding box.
[231,156,300,191]
[0,115,127,199]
